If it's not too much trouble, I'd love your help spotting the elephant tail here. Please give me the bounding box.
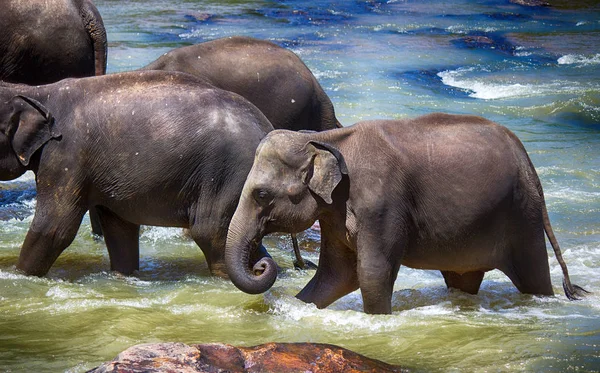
[81,0,108,76]
[541,196,590,300]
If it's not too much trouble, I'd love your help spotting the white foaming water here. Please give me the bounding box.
[42,294,177,315]
[558,53,600,66]
[437,68,585,100]
[544,187,600,203]
[266,292,403,333]
[140,226,187,244]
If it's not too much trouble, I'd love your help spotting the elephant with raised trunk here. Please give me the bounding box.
[142,36,341,132]
[0,70,274,277]
[225,114,588,314]
[0,0,107,85]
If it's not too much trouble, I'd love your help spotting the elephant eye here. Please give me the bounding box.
[253,188,273,206]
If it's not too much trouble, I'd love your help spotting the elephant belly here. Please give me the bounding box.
[91,197,192,228]
[401,179,515,273]
[401,225,507,273]
[401,245,497,273]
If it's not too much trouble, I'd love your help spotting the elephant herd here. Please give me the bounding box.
[0,0,587,314]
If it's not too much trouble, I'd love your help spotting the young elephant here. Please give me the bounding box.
[0,70,274,277]
[141,36,341,132]
[224,114,588,314]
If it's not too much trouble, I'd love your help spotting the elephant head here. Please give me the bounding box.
[225,130,347,294]
[0,95,61,180]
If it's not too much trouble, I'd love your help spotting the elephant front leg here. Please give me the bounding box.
[96,207,140,275]
[296,231,358,309]
[16,199,87,276]
[356,233,402,315]
[188,223,229,278]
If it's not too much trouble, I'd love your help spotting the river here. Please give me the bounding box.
[1,0,599,372]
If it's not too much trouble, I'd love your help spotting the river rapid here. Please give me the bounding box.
[1,1,599,372]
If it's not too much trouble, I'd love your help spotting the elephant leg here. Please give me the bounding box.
[501,215,554,296]
[189,224,227,278]
[441,270,485,294]
[89,207,104,237]
[355,233,402,315]
[291,233,317,270]
[296,229,359,309]
[96,207,140,275]
[16,198,87,276]
[502,245,553,296]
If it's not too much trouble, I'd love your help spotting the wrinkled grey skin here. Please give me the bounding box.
[0,70,274,277]
[0,0,107,84]
[142,36,341,132]
[225,114,587,314]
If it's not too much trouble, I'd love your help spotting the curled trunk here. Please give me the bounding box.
[225,211,277,294]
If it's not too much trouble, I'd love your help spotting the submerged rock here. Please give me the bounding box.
[88,342,406,373]
[451,34,517,55]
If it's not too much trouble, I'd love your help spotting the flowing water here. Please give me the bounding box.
[1,1,599,372]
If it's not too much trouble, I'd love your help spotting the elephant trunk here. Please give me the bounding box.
[225,209,277,294]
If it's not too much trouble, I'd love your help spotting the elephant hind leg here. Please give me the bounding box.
[501,213,554,296]
[501,257,554,296]
[89,207,104,237]
[441,270,485,294]
[96,207,140,275]
[499,240,554,296]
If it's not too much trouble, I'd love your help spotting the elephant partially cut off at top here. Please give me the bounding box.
[0,0,107,85]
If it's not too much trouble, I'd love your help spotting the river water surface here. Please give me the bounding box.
[1,1,599,372]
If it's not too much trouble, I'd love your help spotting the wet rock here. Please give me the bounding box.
[460,35,496,47]
[87,342,406,373]
[509,0,550,7]
[451,34,516,55]
[184,12,214,23]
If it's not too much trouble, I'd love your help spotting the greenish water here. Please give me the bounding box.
[1,1,599,372]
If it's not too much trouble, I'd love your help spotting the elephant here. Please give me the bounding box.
[0,0,107,85]
[0,70,275,278]
[1,0,108,237]
[141,36,341,132]
[224,113,588,314]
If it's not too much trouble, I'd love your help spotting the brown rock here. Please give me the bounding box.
[88,342,407,373]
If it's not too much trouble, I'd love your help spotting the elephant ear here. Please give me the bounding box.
[305,140,348,204]
[8,95,61,166]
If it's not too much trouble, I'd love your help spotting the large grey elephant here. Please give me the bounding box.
[141,36,341,132]
[0,70,274,277]
[0,0,107,84]
[224,114,588,314]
